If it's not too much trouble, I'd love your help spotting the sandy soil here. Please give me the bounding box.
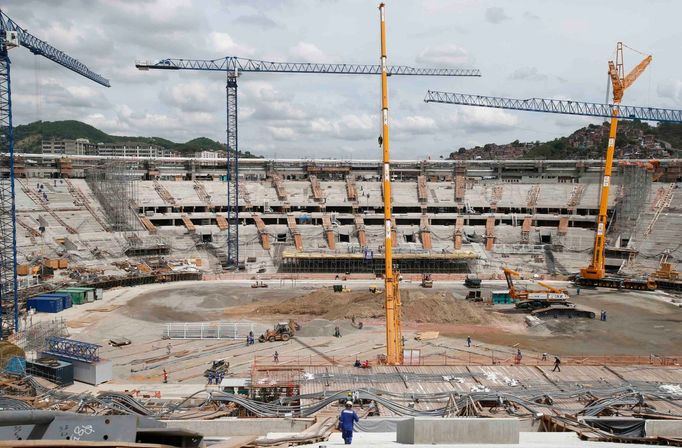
[52,280,682,382]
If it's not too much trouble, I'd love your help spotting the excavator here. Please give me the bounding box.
[575,43,657,291]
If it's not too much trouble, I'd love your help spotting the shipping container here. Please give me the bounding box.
[43,259,60,269]
[17,264,31,276]
[58,258,68,269]
[47,354,112,385]
[491,290,513,304]
[40,293,73,309]
[68,287,95,302]
[26,358,74,386]
[56,289,86,305]
[26,297,63,313]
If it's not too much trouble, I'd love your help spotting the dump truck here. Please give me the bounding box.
[258,320,300,343]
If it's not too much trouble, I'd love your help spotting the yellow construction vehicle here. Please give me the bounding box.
[577,43,655,291]
[258,320,300,343]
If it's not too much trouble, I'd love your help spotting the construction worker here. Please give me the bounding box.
[207,371,214,385]
[515,349,522,364]
[338,401,359,445]
[603,310,607,321]
[552,356,561,372]
[542,353,548,361]
[576,285,580,295]
[273,351,279,363]
[466,336,472,347]
[334,326,341,338]
[162,369,168,384]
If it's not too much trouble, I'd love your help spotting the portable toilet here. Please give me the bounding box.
[94,288,104,300]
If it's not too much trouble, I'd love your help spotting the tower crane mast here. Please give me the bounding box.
[137,53,480,272]
[0,10,109,336]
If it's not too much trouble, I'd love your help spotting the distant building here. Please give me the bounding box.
[95,142,174,158]
[195,150,220,159]
[42,138,96,156]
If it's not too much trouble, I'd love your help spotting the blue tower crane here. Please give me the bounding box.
[0,10,109,335]
[424,91,682,123]
[136,57,481,269]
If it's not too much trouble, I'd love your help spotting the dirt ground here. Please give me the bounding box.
[69,281,682,365]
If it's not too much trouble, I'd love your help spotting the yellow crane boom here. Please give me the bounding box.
[379,2,403,365]
[580,43,651,281]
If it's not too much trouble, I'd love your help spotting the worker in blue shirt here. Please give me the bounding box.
[339,400,359,444]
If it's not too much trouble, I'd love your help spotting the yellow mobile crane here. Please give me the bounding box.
[379,2,403,365]
[577,43,656,290]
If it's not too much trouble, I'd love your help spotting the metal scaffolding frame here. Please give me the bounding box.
[613,165,651,244]
[85,159,139,232]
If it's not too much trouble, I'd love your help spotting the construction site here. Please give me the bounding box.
[0,3,682,448]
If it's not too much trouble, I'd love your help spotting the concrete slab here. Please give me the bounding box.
[645,419,682,437]
[301,431,661,447]
[396,418,519,445]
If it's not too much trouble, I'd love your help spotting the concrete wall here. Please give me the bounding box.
[396,417,519,444]
[645,419,682,438]
[165,418,313,437]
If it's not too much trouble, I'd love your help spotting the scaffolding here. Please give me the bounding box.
[85,159,140,232]
[278,251,474,274]
[13,318,68,360]
[612,164,651,244]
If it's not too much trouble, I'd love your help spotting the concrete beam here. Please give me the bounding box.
[396,417,520,444]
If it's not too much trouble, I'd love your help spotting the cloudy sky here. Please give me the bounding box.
[6,0,682,159]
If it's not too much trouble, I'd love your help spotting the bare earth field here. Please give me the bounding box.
[41,280,682,384]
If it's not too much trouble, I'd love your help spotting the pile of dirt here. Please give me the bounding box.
[255,288,492,324]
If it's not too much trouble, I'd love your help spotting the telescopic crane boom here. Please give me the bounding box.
[378,2,402,365]
[579,43,651,281]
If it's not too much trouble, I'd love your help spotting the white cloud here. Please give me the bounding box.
[289,42,334,63]
[395,115,438,134]
[161,81,220,112]
[657,80,682,104]
[415,45,472,67]
[208,32,254,56]
[485,7,510,24]
[509,67,549,82]
[267,126,297,140]
[450,108,519,132]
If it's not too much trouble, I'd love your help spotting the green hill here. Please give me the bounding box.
[13,120,260,157]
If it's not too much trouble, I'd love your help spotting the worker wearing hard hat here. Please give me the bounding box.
[338,400,360,444]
